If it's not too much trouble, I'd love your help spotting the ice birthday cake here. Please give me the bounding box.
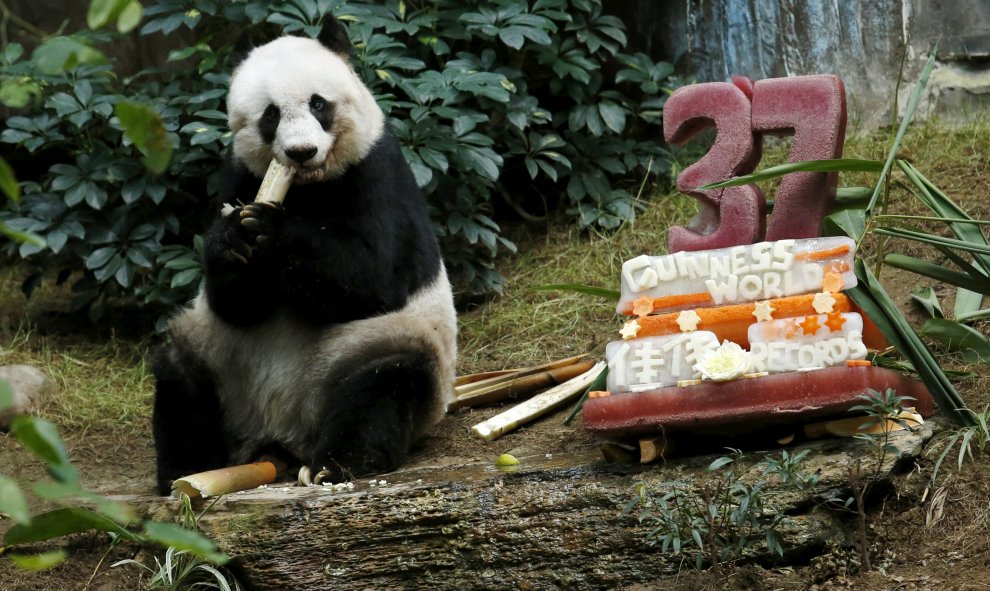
[582,237,935,437]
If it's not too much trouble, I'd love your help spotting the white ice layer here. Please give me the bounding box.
[617,237,857,315]
[747,313,867,373]
[606,332,719,393]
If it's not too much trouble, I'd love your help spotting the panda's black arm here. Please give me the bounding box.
[202,213,282,326]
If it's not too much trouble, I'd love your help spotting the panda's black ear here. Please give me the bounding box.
[317,14,354,58]
[232,23,282,66]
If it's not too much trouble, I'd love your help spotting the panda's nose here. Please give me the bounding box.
[286,147,317,164]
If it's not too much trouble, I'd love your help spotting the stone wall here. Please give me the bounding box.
[611,0,990,129]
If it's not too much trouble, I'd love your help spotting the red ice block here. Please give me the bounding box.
[583,366,934,438]
[752,75,847,241]
[663,82,766,252]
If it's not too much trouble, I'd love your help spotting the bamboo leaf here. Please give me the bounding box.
[884,253,990,295]
[849,260,972,425]
[898,159,990,272]
[697,159,884,191]
[874,227,990,256]
[825,208,866,241]
[921,318,990,363]
[910,286,944,319]
[956,308,990,323]
[532,283,620,301]
[866,49,937,214]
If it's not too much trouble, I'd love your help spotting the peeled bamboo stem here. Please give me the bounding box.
[172,462,278,499]
[255,159,295,204]
[450,360,596,411]
[471,361,605,441]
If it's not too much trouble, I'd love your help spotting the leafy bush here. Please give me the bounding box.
[0,0,674,321]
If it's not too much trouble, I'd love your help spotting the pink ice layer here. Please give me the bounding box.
[752,75,847,240]
[663,82,766,252]
[583,366,934,438]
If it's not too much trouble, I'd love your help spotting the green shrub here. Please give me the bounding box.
[0,0,674,322]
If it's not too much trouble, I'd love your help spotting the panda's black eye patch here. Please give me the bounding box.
[309,94,333,131]
[259,104,280,144]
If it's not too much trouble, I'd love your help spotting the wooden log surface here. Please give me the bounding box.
[170,420,938,590]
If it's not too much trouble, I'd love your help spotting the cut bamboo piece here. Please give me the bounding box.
[639,435,672,464]
[255,159,296,204]
[453,354,589,399]
[471,361,606,441]
[449,360,596,410]
[455,368,524,387]
[803,408,923,439]
[172,461,278,499]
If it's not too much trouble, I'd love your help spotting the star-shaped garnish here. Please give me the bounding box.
[822,271,845,293]
[824,311,847,332]
[752,300,775,322]
[676,309,702,332]
[812,291,836,314]
[799,314,821,336]
[631,296,655,318]
[619,319,641,340]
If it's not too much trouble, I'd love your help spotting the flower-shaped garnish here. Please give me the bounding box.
[695,340,752,382]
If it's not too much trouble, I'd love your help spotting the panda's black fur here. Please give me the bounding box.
[152,17,457,495]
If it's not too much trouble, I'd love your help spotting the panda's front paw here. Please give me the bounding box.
[238,202,283,253]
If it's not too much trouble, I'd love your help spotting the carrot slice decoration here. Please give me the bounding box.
[794,244,851,261]
[622,291,715,316]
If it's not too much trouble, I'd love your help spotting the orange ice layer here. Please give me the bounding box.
[794,244,851,261]
[633,292,886,350]
[621,291,714,316]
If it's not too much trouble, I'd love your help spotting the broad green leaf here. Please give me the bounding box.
[0,379,12,410]
[0,475,31,524]
[910,286,943,319]
[116,0,143,33]
[0,78,41,109]
[115,102,172,173]
[956,308,990,323]
[0,156,19,202]
[835,186,873,202]
[697,159,883,191]
[531,283,619,301]
[87,0,131,29]
[31,37,108,75]
[8,550,67,571]
[921,318,990,363]
[9,416,79,484]
[4,507,134,545]
[142,521,228,564]
[32,481,137,525]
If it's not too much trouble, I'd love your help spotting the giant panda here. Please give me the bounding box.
[151,16,457,495]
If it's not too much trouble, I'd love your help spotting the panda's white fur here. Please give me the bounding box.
[152,22,457,494]
[167,268,457,466]
[227,36,384,183]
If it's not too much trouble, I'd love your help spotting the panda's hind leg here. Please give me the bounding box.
[308,351,438,482]
[152,342,230,495]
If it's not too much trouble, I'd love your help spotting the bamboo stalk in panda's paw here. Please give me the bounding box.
[254,158,296,204]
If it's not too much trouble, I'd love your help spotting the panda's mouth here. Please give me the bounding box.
[294,166,326,184]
